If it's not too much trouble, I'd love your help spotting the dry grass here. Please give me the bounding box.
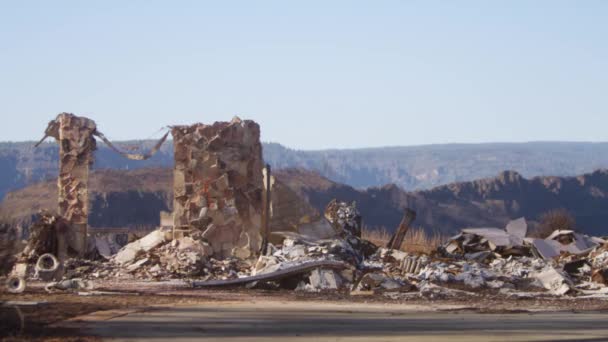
[362,226,447,254]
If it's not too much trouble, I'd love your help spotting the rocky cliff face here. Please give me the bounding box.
[3,167,608,237]
[0,168,173,230]
[0,140,173,200]
[0,167,317,238]
[275,168,608,236]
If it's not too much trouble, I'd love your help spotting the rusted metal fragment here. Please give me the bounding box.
[191,260,347,287]
[34,118,60,147]
[94,130,170,161]
[171,117,264,259]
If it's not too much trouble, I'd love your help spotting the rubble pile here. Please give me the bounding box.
[323,200,377,259]
[7,196,608,300]
[18,212,70,262]
[419,218,608,297]
[57,229,249,281]
[83,202,374,289]
[252,234,355,291]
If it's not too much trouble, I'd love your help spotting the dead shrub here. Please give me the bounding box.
[530,209,576,238]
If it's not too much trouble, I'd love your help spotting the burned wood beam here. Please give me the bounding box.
[386,208,416,250]
[260,164,272,255]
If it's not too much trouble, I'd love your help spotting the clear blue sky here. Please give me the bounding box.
[1,1,606,149]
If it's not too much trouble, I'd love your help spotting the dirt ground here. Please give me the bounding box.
[3,282,608,341]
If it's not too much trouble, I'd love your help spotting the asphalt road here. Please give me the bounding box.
[56,300,608,342]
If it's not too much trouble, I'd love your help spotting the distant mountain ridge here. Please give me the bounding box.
[264,141,608,190]
[4,167,608,237]
[275,168,608,236]
[3,140,608,200]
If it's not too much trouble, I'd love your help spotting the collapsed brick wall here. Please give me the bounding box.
[171,117,264,259]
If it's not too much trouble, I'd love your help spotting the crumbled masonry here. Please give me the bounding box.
[37,113,97,258]
[18,212,69,262]
[35,113,170,259]
[10,197,608,300]
[170,117,264,259]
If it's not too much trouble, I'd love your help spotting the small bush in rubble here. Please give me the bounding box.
[531,209,577,238]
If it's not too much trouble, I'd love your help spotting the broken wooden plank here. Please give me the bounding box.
[260,164,272,255]
[387,209,416,250]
